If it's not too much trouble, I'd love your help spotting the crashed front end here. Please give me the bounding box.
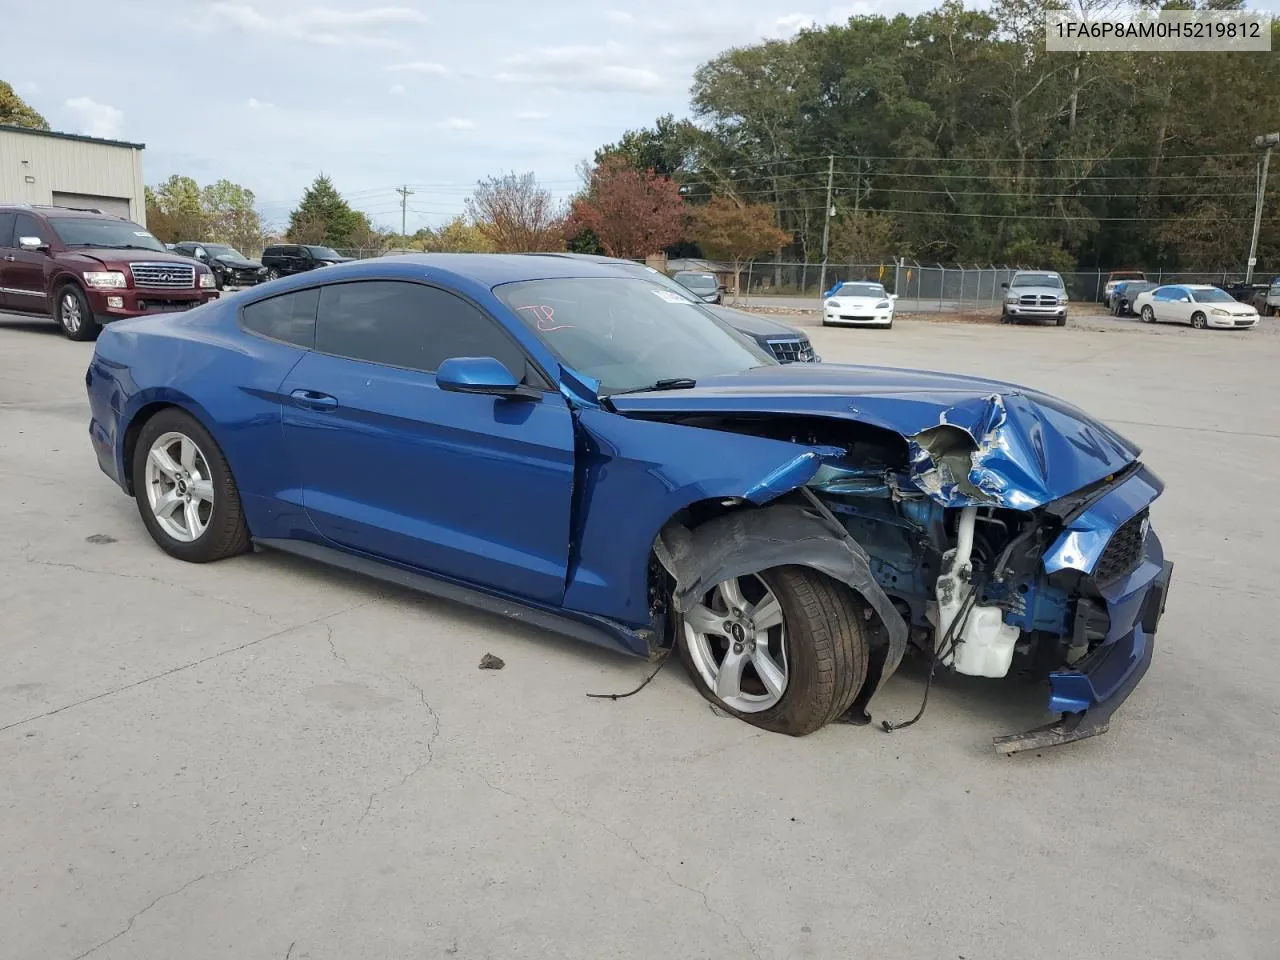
[804,390,1172,752]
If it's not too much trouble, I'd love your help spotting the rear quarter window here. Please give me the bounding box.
[240,287,319,348]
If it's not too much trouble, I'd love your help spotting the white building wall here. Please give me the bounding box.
[0,126,147,225]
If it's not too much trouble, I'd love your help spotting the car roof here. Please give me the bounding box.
[263,252,653,289]
[0,204,126,221]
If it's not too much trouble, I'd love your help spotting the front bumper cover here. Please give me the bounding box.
[993,556,1173,755]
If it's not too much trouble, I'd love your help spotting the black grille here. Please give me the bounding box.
[766,338,814,363]
[1094,510,1148,584]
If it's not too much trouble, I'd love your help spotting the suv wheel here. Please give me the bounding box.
[55,284,100,342]
[265,267,279,281]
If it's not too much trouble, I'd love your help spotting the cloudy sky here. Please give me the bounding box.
[3,0,933,231]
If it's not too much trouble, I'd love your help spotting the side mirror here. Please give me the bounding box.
[436,357,539,400]
[889,293,899,300]
[194,247,208,260]
[18,236,49,253]
[1000,281,1009,289]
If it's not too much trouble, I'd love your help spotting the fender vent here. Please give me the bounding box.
[1094,510,1148,584]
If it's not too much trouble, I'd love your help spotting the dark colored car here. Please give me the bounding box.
[1110,280,1158,316]
[260,244,354,280]
[86,254,1172,751]
[0,204,218,341]
[172,241,267,289]
[673,271,724,304]
[531,253,818,363]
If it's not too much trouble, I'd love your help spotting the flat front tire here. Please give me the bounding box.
[678,565,870,736]
[132,408,251,563]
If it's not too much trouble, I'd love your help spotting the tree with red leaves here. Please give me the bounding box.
[567,156,686,260]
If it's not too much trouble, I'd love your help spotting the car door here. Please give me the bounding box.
[279,278,576,604]
[1159,286,1191,324]
[3,214,54,314]
[0,211,16,309]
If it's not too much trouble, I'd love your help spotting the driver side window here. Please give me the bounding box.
[314,280,543,386]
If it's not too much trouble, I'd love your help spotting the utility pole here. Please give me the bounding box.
[1246,133,1278,284]
[395,185,414,238]
[818,155,835,297]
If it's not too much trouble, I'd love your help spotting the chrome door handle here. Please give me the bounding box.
[2,255,15,261]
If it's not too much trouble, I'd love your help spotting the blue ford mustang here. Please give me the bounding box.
[86,254,1173,751]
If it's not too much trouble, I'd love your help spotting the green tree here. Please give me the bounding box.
[287,175,364,248]
[201,179,264,254]
[0,81,49,130]
[594,114,700,179]
[147,175,206,242]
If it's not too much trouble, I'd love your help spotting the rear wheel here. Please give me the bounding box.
[55,284,100,341]
[1141,305,1156,324]
[132,409,251,563]
[678,566,869,736]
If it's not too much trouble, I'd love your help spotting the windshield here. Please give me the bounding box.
[675,273,719,292]
[614,262,700,301]
[203,244,244,258]
[1190,288,1235,303]
[833,283,886,298]
[494,277,773,395]
[1111,273,1144,281]
[49,218,166,252]
[1011,273,1063,289]
[306,246,342,259]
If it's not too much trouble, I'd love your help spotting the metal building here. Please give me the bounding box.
[0,124,146,225]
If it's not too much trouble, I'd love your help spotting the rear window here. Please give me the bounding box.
[240,288,319,347]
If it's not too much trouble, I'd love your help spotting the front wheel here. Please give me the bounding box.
[265,267,279,281]
[55,284,100,341]
[678,566,869,736]
[1191,312,1207,329]
[132,409,251,563]
[1056,315,1067,326]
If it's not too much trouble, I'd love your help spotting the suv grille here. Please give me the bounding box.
[130,263,196,289]
[766,337,814,363]
[1094,509,1148,584]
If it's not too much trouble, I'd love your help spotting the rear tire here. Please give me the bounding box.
[678,565,870,737]
[132,408,251,563]
[55,284,100,342]
[1141,305,1156,324]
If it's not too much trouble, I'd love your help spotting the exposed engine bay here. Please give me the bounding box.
[655,412,1134,688]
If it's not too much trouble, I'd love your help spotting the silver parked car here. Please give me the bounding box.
[1000,271,1069,326]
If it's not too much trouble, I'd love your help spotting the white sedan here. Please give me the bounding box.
[1133,284,1259,329]
[823,281,898,328]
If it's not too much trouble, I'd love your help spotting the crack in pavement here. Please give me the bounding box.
[322,623,349,668]
[67,848,275,960]
[356,673,442,828]
[22,556,283,623]
[473,771,762,960]
[0,605,372,736]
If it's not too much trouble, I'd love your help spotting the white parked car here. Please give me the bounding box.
[823,281,897,328]
[1133,284,1259,329]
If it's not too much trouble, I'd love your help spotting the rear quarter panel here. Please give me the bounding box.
[91,301,311,539]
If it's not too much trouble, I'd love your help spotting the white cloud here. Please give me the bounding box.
[247,97,274,109]
[495,42,667,93]
[389,84,406,95]
[606,10,635,23]
[207,2,426,48]
[438,117,476,130]
[63,97,124,139]
[517,110,548,121]
[386,61,450,75]
[772,13,815,35]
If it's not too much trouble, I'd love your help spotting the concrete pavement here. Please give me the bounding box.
[1,310,1277,960]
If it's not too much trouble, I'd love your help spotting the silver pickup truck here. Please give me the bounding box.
[1000,270,1069,325]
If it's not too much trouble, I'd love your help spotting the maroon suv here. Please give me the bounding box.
[0,204,219,341]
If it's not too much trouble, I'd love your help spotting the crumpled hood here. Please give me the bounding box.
[214,255,262,268]
[607,363,1140,509]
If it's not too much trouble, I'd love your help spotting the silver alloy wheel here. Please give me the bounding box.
[682,574,788,713]
[266,268,279,280]
[60,291,82,334]
[144,431,215,543]
[1192,312,1206,329]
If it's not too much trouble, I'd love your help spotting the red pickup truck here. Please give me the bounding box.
[0,204,218,341]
